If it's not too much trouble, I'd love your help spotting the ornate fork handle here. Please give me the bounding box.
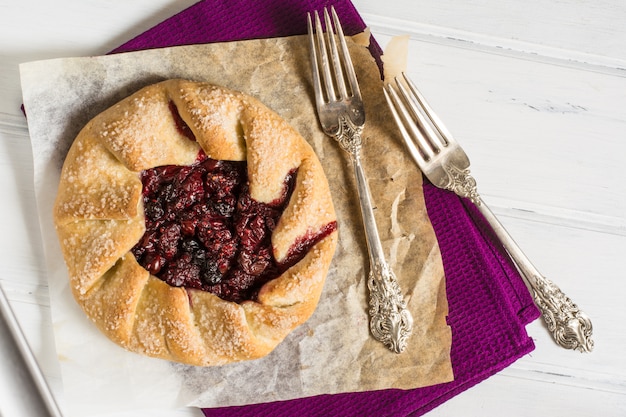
[445,166,594,353]
[335,115,413,353]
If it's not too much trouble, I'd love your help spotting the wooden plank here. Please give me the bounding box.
[355,0,626,63]
[429,371,626,416]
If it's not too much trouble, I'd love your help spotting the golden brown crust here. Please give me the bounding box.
[53,79,337,366]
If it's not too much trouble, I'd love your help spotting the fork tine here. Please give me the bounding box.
[393,76,445,153]
[307,13,325,108]
[308,7,361,104]
[323,8,348,100]
[384,87,428,165]
[400,73,451,148]
[312,10,336,102]
[330,6,361,101]
[384,81,436,162]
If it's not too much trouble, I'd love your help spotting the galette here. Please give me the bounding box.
[53,79,337,366]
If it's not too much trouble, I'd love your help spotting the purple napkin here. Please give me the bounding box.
[113,0,540,415]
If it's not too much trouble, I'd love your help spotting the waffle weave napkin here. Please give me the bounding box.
[111,0,540,415]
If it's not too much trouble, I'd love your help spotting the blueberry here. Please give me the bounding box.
[201,259,222,285]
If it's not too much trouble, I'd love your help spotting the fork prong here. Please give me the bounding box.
[384,82,436,162]
[331,6,362,101]
[384,87,428,165]
[324,8,348,100]
[312,10,336,103]
[394,76,446,153]
[401,73,451,148]
[307,13,325,109]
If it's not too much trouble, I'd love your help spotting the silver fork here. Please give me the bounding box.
[384,72,594,353]
[307,7,413,353]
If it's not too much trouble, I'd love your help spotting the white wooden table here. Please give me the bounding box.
[1,1,624,416]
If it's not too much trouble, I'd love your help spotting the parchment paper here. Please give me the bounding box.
[20,34,452,416]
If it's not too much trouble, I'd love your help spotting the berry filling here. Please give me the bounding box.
[131,152,336,303]
[168,101,196,142]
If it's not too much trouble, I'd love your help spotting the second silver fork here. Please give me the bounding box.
[385,73,594,353]
[308,7,413,353]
